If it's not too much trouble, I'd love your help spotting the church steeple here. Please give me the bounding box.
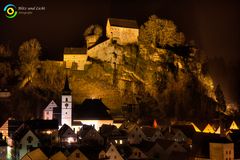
[62,75,71,95]
[61,75,72,127]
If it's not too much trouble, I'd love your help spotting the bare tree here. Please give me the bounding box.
[18,39,41,88]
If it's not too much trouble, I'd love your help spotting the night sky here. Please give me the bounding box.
[0,0,240,101]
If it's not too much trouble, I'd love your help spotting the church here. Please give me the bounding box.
[43,76,114,132]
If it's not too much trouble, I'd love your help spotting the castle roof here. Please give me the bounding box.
[108,18,138,29]
[64,47,86,54]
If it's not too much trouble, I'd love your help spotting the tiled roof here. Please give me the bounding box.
[108,18,138,29]
[73,99,112,120]
[64,47,87,54]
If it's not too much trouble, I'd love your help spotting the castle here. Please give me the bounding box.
[63,18,139,70]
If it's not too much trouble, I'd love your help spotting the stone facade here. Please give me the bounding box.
[106,18,139,45]
[63,48,89,70]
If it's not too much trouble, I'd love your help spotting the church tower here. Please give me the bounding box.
[61,76,72,127]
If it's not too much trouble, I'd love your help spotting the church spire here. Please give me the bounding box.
[62,75,71,95]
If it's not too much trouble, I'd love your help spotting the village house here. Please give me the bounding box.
[67,148,89,160]
[105,143,124,160]
[43,100,58,120]
[58,124,78,145]
[49,151,67,160]
[21,148,48,160]
[13,128,40,159]
[79,125,104,146]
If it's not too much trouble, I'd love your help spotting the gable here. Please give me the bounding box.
[191,122,201,132]
[203,124,215,133]
[20,130,39,144]
[230,121,239,130]
[85,129,102,140]
[22,148,48,160]
[166,142,186,153]
[106,144,124,160]
[68,149,88,160]
[50,151,67,160]
[128,147,148,159]
[62,127,76,137]
[44,100,58,111]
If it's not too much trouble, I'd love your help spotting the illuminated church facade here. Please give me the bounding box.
[43,76,114,132]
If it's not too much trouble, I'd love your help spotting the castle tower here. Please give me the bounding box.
[61,76,72,127]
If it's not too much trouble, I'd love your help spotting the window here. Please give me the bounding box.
[229,150,231,154]
[27,145,32,151]
[76,153,80,158]
[226,151,228,154]
[66,98,68,102]
[19,144,22,149]
[46,111,49,115]
[138,152,141,157]
[27,136,33,143]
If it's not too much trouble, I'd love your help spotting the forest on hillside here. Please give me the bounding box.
[0,15,230,124]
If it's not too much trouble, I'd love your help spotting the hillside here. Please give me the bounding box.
[0,16,221,123]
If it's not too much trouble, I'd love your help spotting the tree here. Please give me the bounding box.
[0,44,12,57]
[139,15,185,49]
[84,24,103,48]
[83,24,103,37]
[215,84,226,112]
[18,39,41,88]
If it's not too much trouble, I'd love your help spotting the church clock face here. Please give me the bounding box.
[65,103,69,108]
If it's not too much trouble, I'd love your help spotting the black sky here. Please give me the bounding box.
[0,0,240,102]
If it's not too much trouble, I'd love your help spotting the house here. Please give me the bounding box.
[79,125,104,146]
[99,124,128,145]
[21,148,48,160]
[145,142,165,160]
[126,124,146,144]
[210,142,234,160]
[0,118,23,146]
[43,100,58,120]
[106,18,139,45]
[63,47,90,70]
[68,148,89,160]
[49,151,67,160]
[58,124,78,145]
[0,133,7,160]
[105,143,124,160]
[191,133,232,159]
[141,126,164,142]
[73,99,113,131]
[128,147,148,160]
[163,127,188,142]
[202,124,215,134]
[13,128,40,159]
